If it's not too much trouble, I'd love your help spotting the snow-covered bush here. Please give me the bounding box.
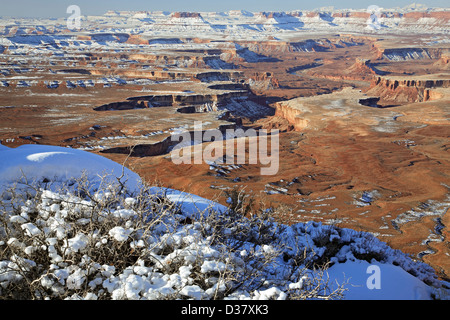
[0,174,448,300]
[0,174,341,300]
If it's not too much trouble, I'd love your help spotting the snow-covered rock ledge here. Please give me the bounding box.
[0,144,448,300]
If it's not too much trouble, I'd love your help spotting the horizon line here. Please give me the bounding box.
[2,5,450,20]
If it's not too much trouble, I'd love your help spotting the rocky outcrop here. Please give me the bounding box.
[207,83,249,91]
[374,46,448,61]
[94,90,249,111]
[274,103,309,130]
[94,100,149,111]
[247,72,280,90]
[100,123,236,157]
[171,12,203,19]
[331,12,370,18]
[434,53,450,70]
[238,37,369,56]
[367,76,450,102]
[100,135,174,157]
[403,11,450,20]
[346,58,384,80]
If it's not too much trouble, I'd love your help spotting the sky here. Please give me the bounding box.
[0,0,449,18]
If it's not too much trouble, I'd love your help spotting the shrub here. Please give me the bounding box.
[0,174,347,300]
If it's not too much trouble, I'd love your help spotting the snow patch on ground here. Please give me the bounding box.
[327,260,434,300]
[26,151,71,162]
[0,144,141,192]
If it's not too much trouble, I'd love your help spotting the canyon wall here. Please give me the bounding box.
[274,102,309,130]
[373,45,449,61]
[100,123,236,157]
[368,76,450,102]
[94,90,248,111]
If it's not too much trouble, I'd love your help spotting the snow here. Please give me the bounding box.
[0,144,227,218]
[0,143,448,300]
[327,260,434,300]
[20,223,41,237]
[200,260,227,273]
[0,144,141,192]
[180,285,205,299]
[26,151,71,162]
[150,186,228,217]
[1,7,448,55]
[64,233,90,253]
[109,226,133,242]
[253,287,287,300]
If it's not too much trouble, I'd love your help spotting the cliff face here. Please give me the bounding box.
[434,53,450,70]
[247,72,280,90]
[100,124,236,157]
[171,12,203,18]
[403,11,450,20]
[234,37,371,56]
[373,77,450,90]
[331,12,370,18]
[274,102,309,130]
[367,76,450,102]
[374,46,448,61]
[94,90,249,110]
[346,58,379,80]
